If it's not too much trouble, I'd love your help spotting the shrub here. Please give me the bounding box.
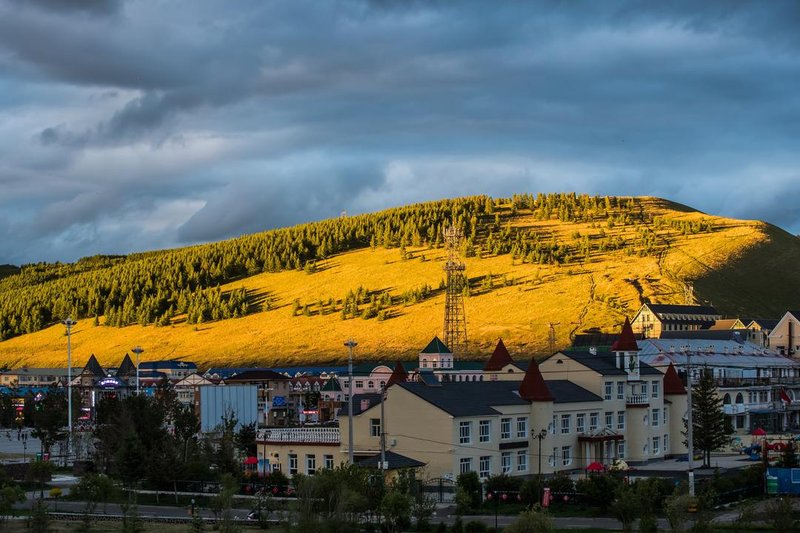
[464,521,489,533]
[575,474,621,512]
[664,493,692,533]
[456,472,481,509]
[504,508,554,533]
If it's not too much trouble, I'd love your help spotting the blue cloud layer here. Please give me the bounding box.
[1,0,799,263]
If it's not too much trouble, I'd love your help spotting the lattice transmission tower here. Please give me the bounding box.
[442,225,468,357]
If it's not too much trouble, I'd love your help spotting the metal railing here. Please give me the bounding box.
[257,427,340,444]
[626,393,649,405]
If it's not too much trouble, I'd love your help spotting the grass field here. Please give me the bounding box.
[1,197,797,370]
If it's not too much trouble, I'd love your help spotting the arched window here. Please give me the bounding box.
[422,358,428,368]
[479,375,484,381]
[367,381,374,389]
[723,394,731,405]
[735,393,744,404]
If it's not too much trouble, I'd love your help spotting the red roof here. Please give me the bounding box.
[519,358,554,402]
[611,318,639,352]
[662,363,686,395]
[484,339,515,371]
[386,361,409,388]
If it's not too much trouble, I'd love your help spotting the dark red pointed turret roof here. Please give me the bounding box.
[663,363,686,395]
[611,318,639,352]
[519,358,554,402]
[386,361,409,388]
[484,339,515,371]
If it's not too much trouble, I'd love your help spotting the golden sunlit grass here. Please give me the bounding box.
[0,197,786,370]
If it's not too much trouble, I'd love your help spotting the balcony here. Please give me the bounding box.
[257,427,340,445]
[626,393,649,406]
[716,377,800,388]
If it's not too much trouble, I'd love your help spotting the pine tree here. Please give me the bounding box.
[691,366,733,467]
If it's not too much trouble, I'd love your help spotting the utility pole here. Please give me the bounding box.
[548,323,560,354]
[380,384,386,471]
[344,339,357,465]
[63,318,76,465]
[132,346,144,395]
[684,347,695,497]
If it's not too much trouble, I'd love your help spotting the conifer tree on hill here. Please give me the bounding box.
[690,366,733,467]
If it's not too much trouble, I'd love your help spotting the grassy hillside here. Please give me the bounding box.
[0,195,796,369]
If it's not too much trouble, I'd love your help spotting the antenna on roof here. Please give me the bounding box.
[548,322,561,355]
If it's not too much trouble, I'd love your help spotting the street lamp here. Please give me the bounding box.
[21,432,28,464]
[63,318,76,464]
[132,346,144,395]
[533,428,548,504]
[684,348,695,497]
[344,339,357,465]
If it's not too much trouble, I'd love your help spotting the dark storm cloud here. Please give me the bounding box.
[1,0,800,264]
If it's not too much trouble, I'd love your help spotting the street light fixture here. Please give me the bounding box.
[63,318,76,464]
[344,339,357,465]
[132,346,144,395]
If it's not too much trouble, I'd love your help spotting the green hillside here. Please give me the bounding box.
[0,194,797,369]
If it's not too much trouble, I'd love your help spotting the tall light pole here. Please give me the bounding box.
[344,339,357,465]
[684,348,695,497]
[533,429,548,504]
[63,318,76,463]
[132,346,144,395]
[380,383,386,471]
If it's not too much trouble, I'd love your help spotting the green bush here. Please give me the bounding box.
[464,520,489,533]
[456,472,481,509]
[503,508,554,533]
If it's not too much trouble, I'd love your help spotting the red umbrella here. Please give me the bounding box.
[586,462,605,472]
[244,456,258,465]
[752,428,767,436]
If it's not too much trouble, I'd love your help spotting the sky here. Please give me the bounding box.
[1,0,799,265]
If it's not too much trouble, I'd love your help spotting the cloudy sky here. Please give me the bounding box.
[1,0,799,264]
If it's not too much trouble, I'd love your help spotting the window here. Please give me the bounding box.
[604,381,613,400]
[664,407,669,424]
[370,418,381,437]
[479,456,491,478]
[422,359,428,368]
[550,415,557,435]
[652,409,660,427]
[589,412,599,431]
[617,440,625,458]
[501,418,511,440]
[652,436,660,455]
[459,457,472,474]
[459,421,472,444]
[367,380,374,389]
[561,414,571,434]
[479,420,491,443]
[306,454,316,475]
[561,446,572,466]
[549,447,558,467]
[576,413,585,433]
[651,381,659,399]
[617,382,625,400]
[617,411,625,430]
[605,411,613,429]
[355,380,364,388]
[289,454,298,476]
[517,450,528,472]
[501,452,512,474]
[516,417,528,438]
[324,455,334,470]
[641,382,648,397]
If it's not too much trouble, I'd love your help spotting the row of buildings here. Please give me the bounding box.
[2,305,800,481]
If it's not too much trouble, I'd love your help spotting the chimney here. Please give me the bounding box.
[589,346,597,356]
[360,399,370,411]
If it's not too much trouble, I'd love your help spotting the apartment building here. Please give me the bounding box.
[631,304,720,338]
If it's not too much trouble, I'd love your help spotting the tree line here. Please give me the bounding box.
[0,194,714,341]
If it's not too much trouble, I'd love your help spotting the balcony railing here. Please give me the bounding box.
[722,404,746,415]
[716,377,800,388]
[626,394,649,405]
[257,427,340,445]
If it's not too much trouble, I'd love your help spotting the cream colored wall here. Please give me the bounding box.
[666,394,688,457]
[539,355,603,397]
[257,442,343,475]
[768,313,800,356]
[483,365,525,382]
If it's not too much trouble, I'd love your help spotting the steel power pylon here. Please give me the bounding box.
[443,224,468,357]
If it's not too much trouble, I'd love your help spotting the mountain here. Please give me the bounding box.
[1,194,797,370]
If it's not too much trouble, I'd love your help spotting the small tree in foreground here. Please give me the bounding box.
[689,366,733,467]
